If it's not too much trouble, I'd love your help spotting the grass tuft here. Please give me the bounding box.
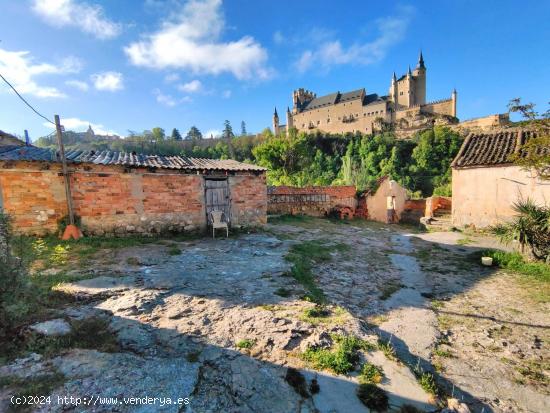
[359,362,384,384]
[236,339,256,349]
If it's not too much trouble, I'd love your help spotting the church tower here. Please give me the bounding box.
[272,107,280,135]
[286,107,293,133]
[412,51,426,105]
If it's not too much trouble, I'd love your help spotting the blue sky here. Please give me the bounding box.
[0,0,548,140]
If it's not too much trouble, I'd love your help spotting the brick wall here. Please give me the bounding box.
[229,174,267,225]
[267,185,356,216]
[0,161,266,235]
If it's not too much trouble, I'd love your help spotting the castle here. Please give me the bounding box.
[273,52,457,136]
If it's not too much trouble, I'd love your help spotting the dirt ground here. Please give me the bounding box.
[1,217,548,412]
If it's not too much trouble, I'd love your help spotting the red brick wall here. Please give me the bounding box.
[0,167,67,234]
[0,161,265,235]
[267,185,357,216]
[230,174,267,225]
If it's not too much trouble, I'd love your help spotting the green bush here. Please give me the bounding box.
[359,363,384,384]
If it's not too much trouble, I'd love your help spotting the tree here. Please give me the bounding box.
[170,128,182,141]
[223,120,234,140]
[151,127,165,142]
[185,126,202,141]
[507,98,550,180]
[241,121,247,136]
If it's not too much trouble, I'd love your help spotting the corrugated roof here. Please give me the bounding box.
[0,146,266,172]
[452,129,545,168]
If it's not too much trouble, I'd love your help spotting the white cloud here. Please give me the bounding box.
[65,79,89,91]
[273,31,284,45]
[164,73,180,83]
[124,0,270,80]
[91,71,123,91]
[32,0,121,39]
[294,7,414,73]
[153,89,192,106]
[0,48,81,98]
[43,117,119,136]
[205,129,221,139]
[177,79,202,93]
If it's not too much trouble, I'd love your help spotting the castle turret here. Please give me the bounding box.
[412,51,426,105]
[273,107,280,135]
[451,88,457,118]
[286,107,293,133]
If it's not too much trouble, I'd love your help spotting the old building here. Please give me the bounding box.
[273,52,457,136]
[451,129,549,228]
[0,146,267,235]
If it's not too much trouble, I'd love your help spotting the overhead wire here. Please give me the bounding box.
[0,71,55,125]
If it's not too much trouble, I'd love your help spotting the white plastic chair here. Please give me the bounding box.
[210,210,229,238]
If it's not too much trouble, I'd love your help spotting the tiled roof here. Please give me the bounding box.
[0,146,266,172]
[452,129,544,168]
[303,92,339,111]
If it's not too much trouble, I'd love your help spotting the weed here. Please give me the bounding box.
[127,257,140,266]
[477,250,550,281]
[259,304,283,312]
[302,334,370,375]
[236,339,256,349]
[1,371,65,410]
[359,363,384,384]
[274,287,292,298]
[377,339,397,361]
[356,383,389,412]
[433,347,454,358]
[299,306,348,326]
[456,237,474,246]
[285,367,309,398]
[167,246,181,256]
[378,281,403,300]
[431,300,445,310]
[25,317,120,357]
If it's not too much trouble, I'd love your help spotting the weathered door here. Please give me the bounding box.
[205,178,231,225]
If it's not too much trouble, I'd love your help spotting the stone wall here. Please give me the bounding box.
[401,199,426,224]
[267,186,356,216]
[0,161,266,235]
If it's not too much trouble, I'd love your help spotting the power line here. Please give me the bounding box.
[0,71,55,125]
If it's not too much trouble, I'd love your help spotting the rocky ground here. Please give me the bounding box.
[0,217,548,412]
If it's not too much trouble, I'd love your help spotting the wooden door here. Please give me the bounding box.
[205,178,231,225]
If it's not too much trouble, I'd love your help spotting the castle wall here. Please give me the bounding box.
[421,99,453,117]
[292,99,389,135]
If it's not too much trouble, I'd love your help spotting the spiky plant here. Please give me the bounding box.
[491,199,550,262]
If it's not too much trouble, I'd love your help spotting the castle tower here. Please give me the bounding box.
[412,51,426,105]
[286,107,293,133]
[389,72,398,114]
[451,88,457,118]
[273,107,280,135]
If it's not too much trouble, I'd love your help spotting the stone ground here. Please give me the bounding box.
[1,218,548,412]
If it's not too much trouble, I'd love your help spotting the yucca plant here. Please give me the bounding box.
[492,199,550,262]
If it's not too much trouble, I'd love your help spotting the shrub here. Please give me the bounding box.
[481,250,550,282]
[491,199,550,262]
[359,363,384,384]
[356,383,389,411]
[236,339,255,349]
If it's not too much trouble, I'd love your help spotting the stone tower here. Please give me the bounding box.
[286,107,293,133]
[272,107,280,135]
[451,88,457,117]
[412,51,426,106]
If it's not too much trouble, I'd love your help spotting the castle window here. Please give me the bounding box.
[400,91,403,95]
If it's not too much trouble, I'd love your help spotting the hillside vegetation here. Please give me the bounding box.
[36,126,463,197]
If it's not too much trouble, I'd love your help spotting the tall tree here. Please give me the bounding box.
[241,121,247,136]
[151,127,165,142]
[223,120,235,158]
[170,128,182,141]
[185,126,203,141]
[507,98,550,180]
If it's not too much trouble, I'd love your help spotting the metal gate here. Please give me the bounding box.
[205,178,231,225]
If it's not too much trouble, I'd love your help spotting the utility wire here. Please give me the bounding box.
[0,71,55,125]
